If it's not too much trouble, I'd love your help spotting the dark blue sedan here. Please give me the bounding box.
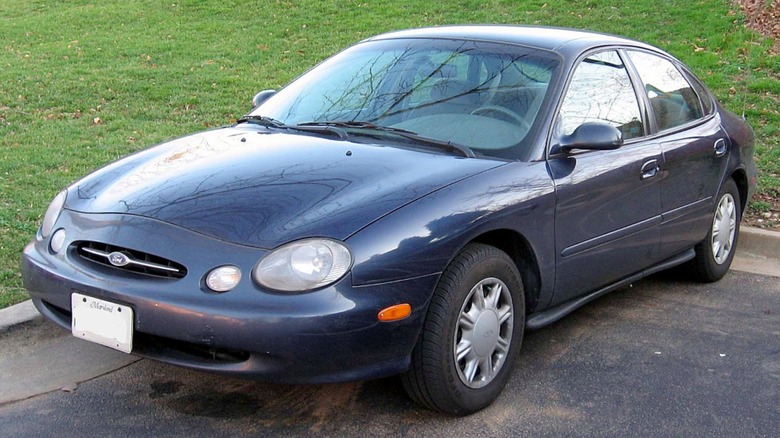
[23,26,757,415]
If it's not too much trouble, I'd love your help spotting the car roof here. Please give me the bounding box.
[365,25,659,58]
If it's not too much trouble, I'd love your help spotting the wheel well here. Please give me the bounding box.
[472,230,542,313]
[730,169,748,216]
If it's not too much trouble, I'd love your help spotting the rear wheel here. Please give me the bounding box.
[690,178,740,282]
[401,243,525,415]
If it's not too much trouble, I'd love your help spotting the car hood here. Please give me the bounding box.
[67,126,503,248]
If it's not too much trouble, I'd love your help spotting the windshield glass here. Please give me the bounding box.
[252,38,560,159]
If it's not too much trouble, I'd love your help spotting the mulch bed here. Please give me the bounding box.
[736,0,780,53]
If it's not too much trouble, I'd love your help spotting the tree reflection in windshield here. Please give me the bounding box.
[253,39,559,159]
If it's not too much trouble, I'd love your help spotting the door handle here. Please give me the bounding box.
[641,159,659,180]
[714,138,727,157]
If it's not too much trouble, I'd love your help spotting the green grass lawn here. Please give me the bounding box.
[1,0,778,308]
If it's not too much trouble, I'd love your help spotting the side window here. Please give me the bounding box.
[557,50,644,140]
[683,69,714,115]
[627,50,704,131]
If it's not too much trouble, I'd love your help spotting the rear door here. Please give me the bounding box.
[548,50,662,305]
[625,50,730,258]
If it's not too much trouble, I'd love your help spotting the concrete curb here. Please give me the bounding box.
[0,300,40,332]
[1,226,778,331]
[738,226,780,259]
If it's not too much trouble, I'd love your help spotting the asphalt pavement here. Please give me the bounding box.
[1,226,778,430]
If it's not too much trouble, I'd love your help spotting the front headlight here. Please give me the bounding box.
[41,190,67,238]
[253,238,352,292]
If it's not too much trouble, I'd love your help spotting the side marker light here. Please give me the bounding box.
[378,303,412,322]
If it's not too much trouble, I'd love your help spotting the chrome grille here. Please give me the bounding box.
[76,241,187,279]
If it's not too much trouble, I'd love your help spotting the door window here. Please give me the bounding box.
[557,50,644,141]
[627,50,704,131]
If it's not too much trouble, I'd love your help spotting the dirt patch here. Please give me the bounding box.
[744,190,780,230]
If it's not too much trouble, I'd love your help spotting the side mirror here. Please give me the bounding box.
[553,122,623,154]
[251,89,277,108]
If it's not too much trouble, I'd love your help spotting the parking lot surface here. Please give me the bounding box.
[1,270,778,437]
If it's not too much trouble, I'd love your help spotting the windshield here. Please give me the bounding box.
[251,38,560,159]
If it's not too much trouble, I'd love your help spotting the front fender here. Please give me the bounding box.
[346,161,557,298]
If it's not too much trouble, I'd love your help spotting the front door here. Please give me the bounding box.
[549,50,662,305]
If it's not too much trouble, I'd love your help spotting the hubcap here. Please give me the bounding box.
[711,193,736,265]
[453,277,514,389]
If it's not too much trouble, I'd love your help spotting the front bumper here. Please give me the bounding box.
[22,210,437,383]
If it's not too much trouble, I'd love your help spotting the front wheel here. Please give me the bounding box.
[401,243,525,415]
[690,178,741,282]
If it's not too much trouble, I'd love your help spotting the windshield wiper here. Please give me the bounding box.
[237,115,348,140]
[236,115,289,128]
[298,120,413,133]
[297,121,475,158]
[237,117,474,158]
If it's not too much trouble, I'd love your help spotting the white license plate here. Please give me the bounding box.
[72,292,134,354]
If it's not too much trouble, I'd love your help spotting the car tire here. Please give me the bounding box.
[690,178,741,282]
[401,243,525,415]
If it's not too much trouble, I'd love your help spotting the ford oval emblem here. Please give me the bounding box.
[108,252,131,267]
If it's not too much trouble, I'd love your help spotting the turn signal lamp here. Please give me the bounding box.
[206,265,242,292]
[378,303,412,322]
[50,229,67,254]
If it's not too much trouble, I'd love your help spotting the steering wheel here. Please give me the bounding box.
[470,105,530,130]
